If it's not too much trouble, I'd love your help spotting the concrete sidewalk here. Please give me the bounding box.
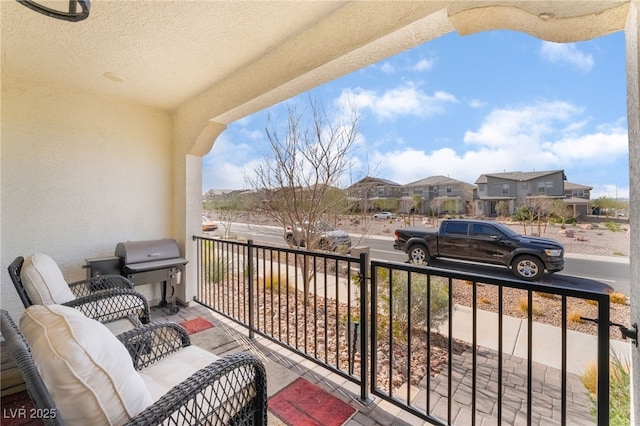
[442,304,632,375]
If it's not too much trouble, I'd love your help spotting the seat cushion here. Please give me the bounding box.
[20,304,153,426]
[139,345,220,401]
[20,253,75,305]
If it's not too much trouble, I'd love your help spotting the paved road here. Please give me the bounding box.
[214,223,631,295]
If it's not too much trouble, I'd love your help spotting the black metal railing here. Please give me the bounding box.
[193,236,368,396]
[193,236,611,425]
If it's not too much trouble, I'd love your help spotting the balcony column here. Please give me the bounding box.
[173,121,227,306]
[625,2,640,423]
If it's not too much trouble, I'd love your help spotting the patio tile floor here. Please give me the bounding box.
[151,303,427,426]
[152,299,598,426]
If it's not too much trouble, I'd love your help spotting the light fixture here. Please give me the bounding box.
[16,0,90,22]
[538,12,554,22]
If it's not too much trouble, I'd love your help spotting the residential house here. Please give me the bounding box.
[401,175,475,215]
[564,182,593,218]
[474,170,567,216]
[348,177,403,212]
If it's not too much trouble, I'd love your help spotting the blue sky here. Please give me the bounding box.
[203,30,629,199]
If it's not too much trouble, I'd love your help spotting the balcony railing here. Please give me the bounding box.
[193,236,611,425]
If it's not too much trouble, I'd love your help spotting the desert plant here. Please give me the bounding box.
[377,269,449,339]
[568,310,584,323]
[261,274,291,294]
[201,244,228,283]
[581,354,630,425]
[604,222,622,232]
[609,292,627,305]
[516,297,541,316]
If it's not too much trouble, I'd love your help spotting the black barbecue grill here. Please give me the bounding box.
[85,239,188,314]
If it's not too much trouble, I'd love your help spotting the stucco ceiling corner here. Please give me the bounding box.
[190,121,227,158]
[448,2,629,42]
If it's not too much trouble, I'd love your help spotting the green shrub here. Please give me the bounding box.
[205,257,228,283]
[581,353,630,425]
[376,268,449,339]
[605,222,622,232]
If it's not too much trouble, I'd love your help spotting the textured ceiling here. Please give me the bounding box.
[1,1,347,110]
[1,1,630,115]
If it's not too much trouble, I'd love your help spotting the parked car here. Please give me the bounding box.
[202,216,218,232]
[393,219,564,281]
[373,212,396,219]
[284,221,352,251]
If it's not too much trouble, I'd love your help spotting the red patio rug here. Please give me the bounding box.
[268,377,356,426]
[179,316,214,335]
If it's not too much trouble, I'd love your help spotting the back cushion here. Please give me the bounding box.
[20,253,75,305]
[20,305,153,425]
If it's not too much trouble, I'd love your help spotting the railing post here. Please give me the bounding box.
[247,239,254,340]
[351,247,372,403]
[597,293,610,425]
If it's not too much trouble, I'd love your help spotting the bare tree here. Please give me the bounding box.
[246,96,360,302]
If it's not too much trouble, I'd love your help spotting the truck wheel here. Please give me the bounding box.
[285,234,295,246]
[408,244,429,265]
[512,255,544,280]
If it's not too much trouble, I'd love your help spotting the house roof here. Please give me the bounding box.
[349,176,402,188]
[564,182,594,190]
[404,175,474,188]
[475,170,566,184]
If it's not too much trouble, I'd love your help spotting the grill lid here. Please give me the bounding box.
[115,239,184,265]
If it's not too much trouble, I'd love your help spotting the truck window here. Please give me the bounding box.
[472,224,498,237]
[443,222,468,235]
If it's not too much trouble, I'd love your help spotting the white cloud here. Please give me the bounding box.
[379,62,395,73]
[467,99,486,108]
[338,83,457,121]
[202,134,260,190]
[412,58,434,72]
[540,42,594,72]
[368,100,628,186]
[590,184,629,200]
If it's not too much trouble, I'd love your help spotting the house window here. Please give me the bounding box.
[415,187,423,194]
[502,183,509,194]
[572,189,585,197]
[432,186,439,193]
[521,182,528,190]
[446,185,453,193]
[537,181,553,193]
[378,187,385,196]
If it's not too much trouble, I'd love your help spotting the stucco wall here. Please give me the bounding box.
[1,76,173,320]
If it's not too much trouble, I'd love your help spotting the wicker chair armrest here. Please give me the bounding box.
[125,352,267,426]
[63,288,150,325]
[117,321,191,369]
[0,310,63,426]
[68,274,133,297]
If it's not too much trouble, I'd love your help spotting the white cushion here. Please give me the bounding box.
[20,305,153,426]
[139,345,220,401]
[20,253,75,305]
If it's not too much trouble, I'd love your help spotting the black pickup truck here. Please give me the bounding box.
[393,219,564,280]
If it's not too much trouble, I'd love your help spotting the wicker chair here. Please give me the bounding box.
[8,255,150,334]
[1,307,268,425]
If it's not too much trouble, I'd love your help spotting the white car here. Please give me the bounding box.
[284,221,351,251]
[373,212,396,219]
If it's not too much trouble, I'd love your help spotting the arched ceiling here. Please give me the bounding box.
[1,1,629,124]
